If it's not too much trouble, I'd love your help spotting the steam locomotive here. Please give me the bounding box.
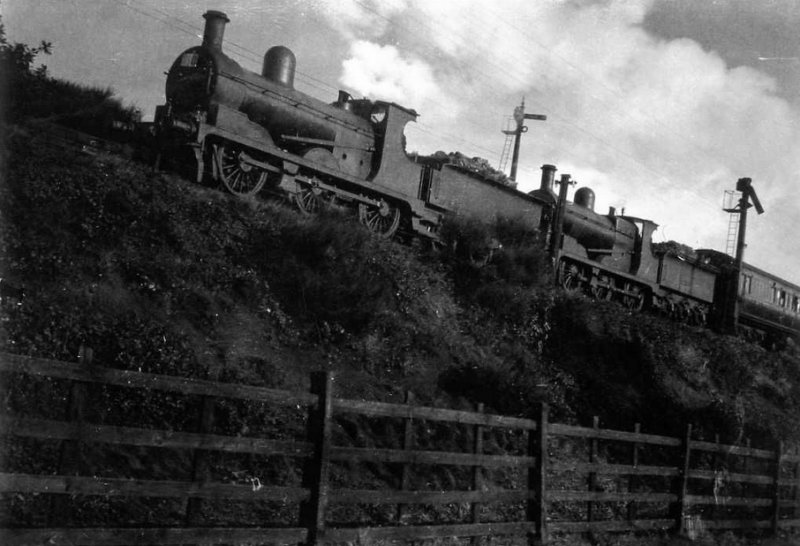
[154,10,549,241]
[153,10,800,345]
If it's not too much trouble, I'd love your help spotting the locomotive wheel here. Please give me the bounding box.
[671,302,688,322]
[558,262,581,293]
[592,286,611,300]
[358,200,400,239]
[659,298,676,318]
[295,182,321,215]
[689,307,706,326]
[214,143,267,197]
[591,277,612,301]
[622,283,645,311]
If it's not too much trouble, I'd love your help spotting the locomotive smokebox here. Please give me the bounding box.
[574,187,595,211]
[202,10,230,51]
[263,46,296,88]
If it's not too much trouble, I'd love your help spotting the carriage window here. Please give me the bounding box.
[779,289,787,307]
[793,295,799,313]
[772,284,779,304]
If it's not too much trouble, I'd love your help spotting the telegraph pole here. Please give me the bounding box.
[505,99,546,181]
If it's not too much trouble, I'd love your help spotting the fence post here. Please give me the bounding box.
[303,372,334,546]
[676,424,692,535]
[627,423,641,522]
[743,438,751,503]
[49,345,92,527]
[772,441,783,536]
[184,360,223,526]
[795,449,800,522]
[396,391,414,524]
[712,434,720,523]
[587,416,599,524]
[529,402,548,546]
[471,402,485,546]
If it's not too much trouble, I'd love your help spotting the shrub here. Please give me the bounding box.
[254,209,396,334]
[0,18,140,128]
[439,213,551,297]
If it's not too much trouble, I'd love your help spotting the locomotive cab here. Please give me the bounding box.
[618,216,659,279]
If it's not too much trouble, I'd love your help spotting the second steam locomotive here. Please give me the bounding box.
[153,10,800,345]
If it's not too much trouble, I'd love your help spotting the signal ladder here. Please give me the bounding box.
[723,189,739,257]
[498,116,516,173]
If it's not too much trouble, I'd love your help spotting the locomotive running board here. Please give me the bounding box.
[232,149,405,211]
[197,124,441,227]
[557,251,656,296]
[558,252,714,311]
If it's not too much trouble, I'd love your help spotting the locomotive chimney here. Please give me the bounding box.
[202,10,230,51]
[262,46,296,88]
[540,164,557,193]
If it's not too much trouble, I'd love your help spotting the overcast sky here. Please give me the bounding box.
[5,0,800,284]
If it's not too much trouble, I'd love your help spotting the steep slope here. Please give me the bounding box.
[546,297,800,445]
[2,124,799,450]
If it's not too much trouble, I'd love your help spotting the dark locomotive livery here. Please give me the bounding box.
[554,181,718,323]
[154,10,799,346]
[550,177,800,342]
[154,10,549,241]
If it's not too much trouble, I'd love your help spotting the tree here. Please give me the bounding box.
[0,17,52,123]
[0,16,140,129]
[0,20,52,77]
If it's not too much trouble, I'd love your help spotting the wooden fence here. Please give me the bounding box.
[0,351,798,545]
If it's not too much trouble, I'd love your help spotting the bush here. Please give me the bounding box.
[438,340,575,420]
[439,213,551,298]
[254,209,397,334]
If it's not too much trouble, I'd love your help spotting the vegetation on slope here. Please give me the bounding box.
[3,123,799,446]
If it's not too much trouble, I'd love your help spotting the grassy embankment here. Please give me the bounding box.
[2,24,800,544]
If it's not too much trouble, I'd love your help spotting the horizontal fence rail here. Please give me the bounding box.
[0,473,311,502]
[333,397,538,429]
[0,415,314,456]
[0,352,799,545]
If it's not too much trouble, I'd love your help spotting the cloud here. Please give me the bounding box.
[311,0,410,42]
[302,0,800,278]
